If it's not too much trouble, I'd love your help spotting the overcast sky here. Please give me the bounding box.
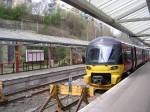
[32,0,60,3]
[32,0,41,2]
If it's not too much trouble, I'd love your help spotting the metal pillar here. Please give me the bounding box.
[100,23,103,36]
[69,48,73,65]
[48,46,52,68]
[146,0,150,14]
[15,45,20,73]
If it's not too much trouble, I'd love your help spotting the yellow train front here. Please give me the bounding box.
[83,36,149,90]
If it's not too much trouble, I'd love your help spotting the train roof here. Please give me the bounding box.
[89,36,147,49]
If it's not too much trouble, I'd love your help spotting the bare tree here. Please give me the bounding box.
[32,0,48,16]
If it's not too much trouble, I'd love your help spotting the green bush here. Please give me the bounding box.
[0,5,10,19]
[11,5,28,20]
[44,11,61,26]
[0,4,28,20]
[55,47,68,62]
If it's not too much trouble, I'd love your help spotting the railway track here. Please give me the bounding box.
[1,77,85,112]
[0,65,85,103]
[0,65,102,112]
[25,87,102,112]
[25,95,78,112]
[3,64,145,111]
[2,74,83,104]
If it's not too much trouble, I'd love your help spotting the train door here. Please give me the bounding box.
[122,44,133,72]
[136,48,143,66]
[134,47,137,68]
[132,47,137,69]
[141,49,144,62]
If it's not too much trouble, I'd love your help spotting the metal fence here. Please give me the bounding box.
[0,60,49,75]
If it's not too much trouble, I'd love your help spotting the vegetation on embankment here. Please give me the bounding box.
[0,4,28,20]
[0,4,109,41]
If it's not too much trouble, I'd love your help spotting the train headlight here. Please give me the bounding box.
[86,66,91,70]
[110,66,118,70]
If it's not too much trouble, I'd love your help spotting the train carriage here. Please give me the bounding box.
[84,36,149,90]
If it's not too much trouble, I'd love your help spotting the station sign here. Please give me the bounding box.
[26,50,44,62]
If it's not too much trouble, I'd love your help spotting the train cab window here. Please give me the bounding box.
[87,48,99,63]
[86,44,122,65]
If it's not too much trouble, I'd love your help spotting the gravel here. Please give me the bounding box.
[0,79,102,112]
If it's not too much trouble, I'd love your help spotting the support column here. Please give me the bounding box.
[48,46,52,68]
[69,48,73,65]
[15,45,20,73]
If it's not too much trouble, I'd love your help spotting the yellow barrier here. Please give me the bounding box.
[50,84,95,97]
[0,81,7,103]
[39,84,93,112]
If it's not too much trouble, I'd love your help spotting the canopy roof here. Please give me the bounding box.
[87,0,150,44]
[0,28,89,47]
[62,0,150,46]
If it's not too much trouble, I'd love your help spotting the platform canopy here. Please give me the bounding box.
[0,28,89,47]
[62,0,150,46]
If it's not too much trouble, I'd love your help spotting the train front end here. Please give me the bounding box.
[84,37,124,90]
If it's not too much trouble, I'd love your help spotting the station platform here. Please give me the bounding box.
[0,64,85,96]
[79,62,150,112]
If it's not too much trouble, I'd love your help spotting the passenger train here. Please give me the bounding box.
[84,36,149,90]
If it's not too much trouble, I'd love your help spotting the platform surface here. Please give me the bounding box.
[79,62,150,112]
[0,64,85,81]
